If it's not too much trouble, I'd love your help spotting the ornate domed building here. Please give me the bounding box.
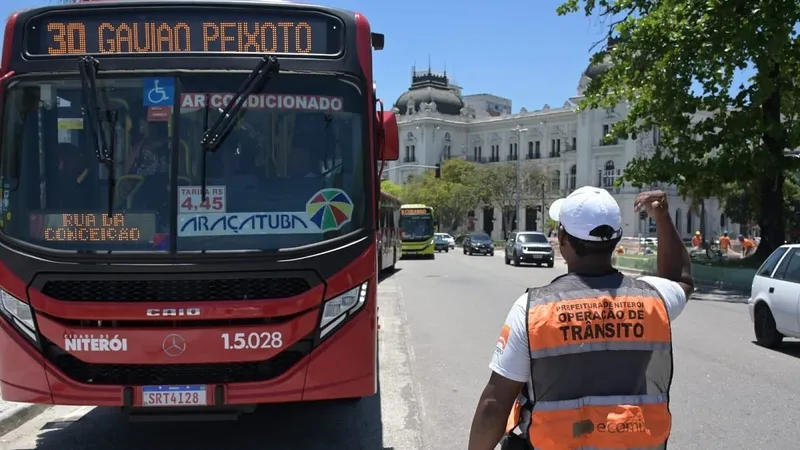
[393,68,466,117]
[384,59,737,241]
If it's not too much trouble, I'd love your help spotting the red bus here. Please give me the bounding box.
[0,0,399,416]
[378,191,401,272]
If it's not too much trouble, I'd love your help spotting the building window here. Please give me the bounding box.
[686,212,693,234]
[572,137,576,149]
[444,145,451,159]
[491,144,499,162]
[675,209,682,231]
[535,141,541,158]
[508,143,517,160]
[473,146,483,160]
[404,145,416,162]
[600,124,618,145]
[602,160,616,187]
[569,165,576,190]
[720,213,726,229]
[556,139,561,157]
[551,170,561,191]
[527,141,534,159]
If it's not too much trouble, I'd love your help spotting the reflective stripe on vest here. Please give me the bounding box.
[514,273,673,450]
[530,394,671,449]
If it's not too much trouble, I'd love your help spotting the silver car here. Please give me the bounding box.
[435,233,455,249]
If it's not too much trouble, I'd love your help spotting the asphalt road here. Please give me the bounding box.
[2,249,800,449]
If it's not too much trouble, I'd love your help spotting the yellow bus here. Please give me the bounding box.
[399,204,436,258]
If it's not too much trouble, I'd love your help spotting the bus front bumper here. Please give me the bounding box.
[0,305,376,407]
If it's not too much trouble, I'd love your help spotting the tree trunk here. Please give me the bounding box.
[754,173,786,260]
[752,59,786,262]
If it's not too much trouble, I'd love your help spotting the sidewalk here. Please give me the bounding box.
[0,387,49,436]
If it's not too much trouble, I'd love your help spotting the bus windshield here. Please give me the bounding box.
[0,73,367,252]
[400,213,434,241]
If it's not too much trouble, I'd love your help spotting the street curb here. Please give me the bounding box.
[0,403,50,437]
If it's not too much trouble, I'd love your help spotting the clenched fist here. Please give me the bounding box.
[634,190,669,220]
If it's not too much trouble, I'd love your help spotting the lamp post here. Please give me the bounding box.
[511,124,527,231]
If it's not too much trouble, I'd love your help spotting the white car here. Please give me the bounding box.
[435,233,455,249]
[748,244,800,348]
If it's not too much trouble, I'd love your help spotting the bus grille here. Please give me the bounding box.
[40,277,311,302]
[42,337,313,385]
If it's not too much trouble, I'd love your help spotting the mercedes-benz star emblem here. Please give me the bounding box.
[162,334,186,357]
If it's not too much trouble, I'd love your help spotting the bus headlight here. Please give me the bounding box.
[320,282,368,337]
[0,289,37,342]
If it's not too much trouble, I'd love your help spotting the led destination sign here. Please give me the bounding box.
[400,209,431,215]
[26,9,341,56]
[32,213,156,243]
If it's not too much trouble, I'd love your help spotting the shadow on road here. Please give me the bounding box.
[379,267,402,283]
[27,356,391,450]
[28,396,389,450]
[753,340,800,358]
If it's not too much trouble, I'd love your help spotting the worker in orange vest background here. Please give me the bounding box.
[719,232,731,254]
[691,231,702,249]
[739,234,756,257]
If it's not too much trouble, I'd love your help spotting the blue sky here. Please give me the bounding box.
[0,0,623,111]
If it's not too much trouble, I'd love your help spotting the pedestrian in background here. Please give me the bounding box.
[467,187,694,450]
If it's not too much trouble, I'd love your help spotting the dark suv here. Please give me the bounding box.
[463,232,494,256]
[504,231,554,267]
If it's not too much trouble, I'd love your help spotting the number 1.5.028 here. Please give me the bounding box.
[221,332,283,350]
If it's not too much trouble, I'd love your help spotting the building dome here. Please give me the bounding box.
[581,36,622,81]
[394,69,464,116]
[583,56,613,80]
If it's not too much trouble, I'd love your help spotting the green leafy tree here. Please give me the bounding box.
[723,178,800,235]
[558,0,800,259]
[476,164,550,238]
[720,185,754,228]
[400,160,484,232]
[380,179,404,200]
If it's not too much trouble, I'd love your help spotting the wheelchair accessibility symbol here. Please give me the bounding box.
[143,78,175,107]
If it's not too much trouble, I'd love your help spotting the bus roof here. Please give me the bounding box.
[400,204,432,209]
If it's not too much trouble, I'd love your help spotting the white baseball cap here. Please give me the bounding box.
[548,186,622,241]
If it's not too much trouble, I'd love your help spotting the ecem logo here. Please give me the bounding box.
[495,324,511,354]
[572,418,647,438]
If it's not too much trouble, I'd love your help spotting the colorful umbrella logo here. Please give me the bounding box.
[306,189,354,232]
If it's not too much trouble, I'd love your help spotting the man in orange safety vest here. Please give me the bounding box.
[468,187,694,450]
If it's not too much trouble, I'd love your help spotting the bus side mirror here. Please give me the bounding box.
[379,111,399,161]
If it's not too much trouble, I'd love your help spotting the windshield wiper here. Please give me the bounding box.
[199,55,280,199]
[78,56,116,216]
